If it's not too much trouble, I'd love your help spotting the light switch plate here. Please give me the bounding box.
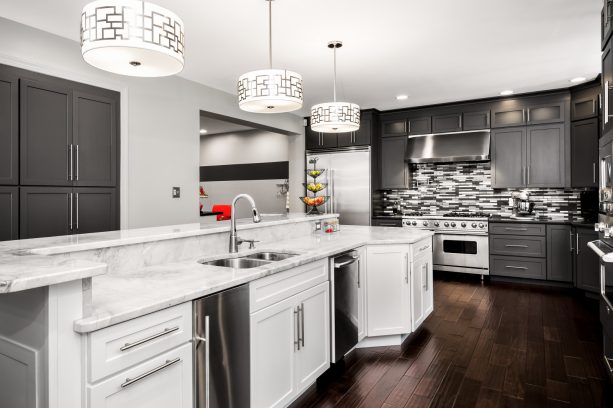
[172,187,181,198]
[314,221,322,231]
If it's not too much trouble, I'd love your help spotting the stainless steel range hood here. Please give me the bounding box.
[405,130,490,163]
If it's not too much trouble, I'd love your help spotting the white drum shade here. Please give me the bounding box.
[237,69,303,113]
[311,102,360,133]
[81,0,185,77]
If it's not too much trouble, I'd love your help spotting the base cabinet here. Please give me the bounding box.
[87,343,192,408]
[411,251,433,331]
[575,227,600,292]
[357,247,367,341]
[250,277,330,408]
[366,245,411,336]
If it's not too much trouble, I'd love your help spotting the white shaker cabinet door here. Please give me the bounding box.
[250,295,297,408]
[87,343,192,408]
[366,245,411,336]
[295,282,330,394]
[422,252,434,318]
[411,256,426,331]
[357,246,367,341]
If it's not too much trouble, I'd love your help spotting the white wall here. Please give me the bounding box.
[200,129,290,218]
[0,17,305,229]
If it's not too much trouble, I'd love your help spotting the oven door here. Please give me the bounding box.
[600,144,613,213]
[433,233,489,274]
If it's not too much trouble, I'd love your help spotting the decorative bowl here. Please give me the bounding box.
[306,169,326,179]
[303,182,328,193]
[299,196,329,207]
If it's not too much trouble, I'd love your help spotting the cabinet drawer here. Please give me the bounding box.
[490,235,546,257]
[490,256,546,279]
[489,223,546,236]
[87,303,192,383]
[249,259,328,313]
[410,237,433,259]
[87,343,192,408]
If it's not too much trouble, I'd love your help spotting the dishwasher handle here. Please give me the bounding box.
[334,255,358,269]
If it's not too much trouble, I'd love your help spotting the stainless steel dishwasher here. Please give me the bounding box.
[331,251,360,363]
[194,284,249,408]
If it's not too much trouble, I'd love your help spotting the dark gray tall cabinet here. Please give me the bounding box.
[0,64,120,241]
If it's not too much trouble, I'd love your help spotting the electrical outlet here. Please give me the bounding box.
[314,221,322,231]
[172,187,181,198]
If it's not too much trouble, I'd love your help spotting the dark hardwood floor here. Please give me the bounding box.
[291,274,612,408]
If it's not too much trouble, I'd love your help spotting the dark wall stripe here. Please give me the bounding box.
[200,161,289,182]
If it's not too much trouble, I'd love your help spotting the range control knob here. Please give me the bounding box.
[478,223,485,228]
[423,221,428,226]
[471,223,478,228]
[461,222,467,228]
[411,221,417,226]
[450,222,456,227]
[434,221,440,227]
[444,222,449,227]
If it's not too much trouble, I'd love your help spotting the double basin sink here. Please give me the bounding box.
[199,251,297,269]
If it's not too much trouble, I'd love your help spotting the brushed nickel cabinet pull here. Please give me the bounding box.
[69,193,73,231]
[505,244,528,248]
[69,144,74,181]
[405,253,409,284]
[76,193,79,230]
[76,145,79,181]
[300,303,305,348]
[120,357,181,389]
[569,231,574,253]
[120,326,180,352]
[294,306,300,351]
[576,233,580,255]
[505,227,528,231]
[505,265,528,270]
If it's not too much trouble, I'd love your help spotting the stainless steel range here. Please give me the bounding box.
[402,211,490,277]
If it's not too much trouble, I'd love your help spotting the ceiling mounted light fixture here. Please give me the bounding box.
[80,0,185,77]
[500,90,514,96]
[311,41,360,133]
[237,0,303,113]
[570,77,587,83]
[396,95,409,101]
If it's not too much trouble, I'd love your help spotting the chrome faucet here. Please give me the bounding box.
[229,194,261,253]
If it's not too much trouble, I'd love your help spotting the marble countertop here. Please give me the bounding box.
[489,215,594,227]
[74,226,434,333]
[0,213,336,294]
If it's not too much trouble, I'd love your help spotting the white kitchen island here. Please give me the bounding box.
[0,214,433,408]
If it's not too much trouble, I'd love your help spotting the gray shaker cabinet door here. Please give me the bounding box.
[546,225,573,283]
[74,188,118,234]
[575,228,600,292]
[526,123,565,188]
[73,92,118,187]
[20,187,72,239]
[0,186,18,241]
[20,79,72,186]
[380,136,409,189]
[491,127,525,188]
[0,72,18,185]
[571,118,598,188]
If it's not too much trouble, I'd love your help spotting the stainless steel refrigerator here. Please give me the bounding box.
[306,148,371,226]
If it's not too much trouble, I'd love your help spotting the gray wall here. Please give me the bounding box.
[0,17,305,229]
[200,130,290,218]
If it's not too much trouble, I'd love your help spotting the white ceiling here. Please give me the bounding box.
[0,0,602,114]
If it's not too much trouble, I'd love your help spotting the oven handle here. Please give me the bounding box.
[432,231,489,236]
[601,263,613,313]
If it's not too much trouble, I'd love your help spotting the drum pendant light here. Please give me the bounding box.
[80,0,185,77]
[311,41,360,133]
[237,0,303,113]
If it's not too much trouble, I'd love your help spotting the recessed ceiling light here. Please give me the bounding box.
[396,95,409,100]
[500,90,514,96]
[570,77,587,83]
[200,129,207,134]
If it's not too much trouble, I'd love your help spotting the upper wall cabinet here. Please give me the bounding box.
[73,92,118,187]
[381,118,407,137]
[20,79,119,187]
[462,110,490,131]
[407,116,431,135]
[20,78,73,186]
[492,93,567,128]
[571,83,600,121]
[603,41,613,137]
[0,72,18,185]
[603,0,613,50]
[431,113,462,133]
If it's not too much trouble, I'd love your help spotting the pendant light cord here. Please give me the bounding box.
[268,0,273,69]
[333,46,337,102]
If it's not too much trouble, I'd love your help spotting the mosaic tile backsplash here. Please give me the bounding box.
[375,162,595,220]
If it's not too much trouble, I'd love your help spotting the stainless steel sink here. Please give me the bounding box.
[200,258,271,269]
[243,252,297,261]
